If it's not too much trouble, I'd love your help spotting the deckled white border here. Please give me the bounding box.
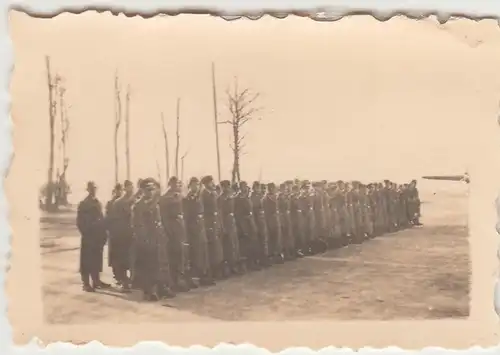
[3,0,500,353]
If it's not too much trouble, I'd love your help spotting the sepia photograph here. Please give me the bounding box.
[8,11,475,325]
[13,11,500,347]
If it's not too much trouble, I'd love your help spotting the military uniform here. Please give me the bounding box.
[327,185,343,248]
[234,182,260,269]
[407,180,421,225]
[200,176,225,278]
[299,183,316,254]
[278,185,294,259]
[105,184,122,283]
[183,179,213,285]
[159,177,194,292]
[289,186,305,255]
[251,183,270,266]
[137,181,175,300]
[263,183,283,263]
[76,182,110,292]
[312,183,328,252]
[218,181,241,274]
[108,183,135,289]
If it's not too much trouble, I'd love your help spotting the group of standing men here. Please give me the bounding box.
[76,176,421,301]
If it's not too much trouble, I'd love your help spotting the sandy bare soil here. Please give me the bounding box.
[40,187,470,324]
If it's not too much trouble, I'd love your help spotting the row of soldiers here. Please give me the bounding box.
[76,176,421,301]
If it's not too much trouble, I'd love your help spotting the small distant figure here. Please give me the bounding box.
[76,181,111,292]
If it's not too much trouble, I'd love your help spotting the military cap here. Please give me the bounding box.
[200,175,213,185]
[220,180,231,188]
[321,180,328,185]
[141,177,158,190]
[189,177,199,186]
[279,183,286,189]
[252,181,260,189]
[86,181,96,190]
[168,176,179,186]
[124,180,133,187]
[285,180,294,185]
[384,179,390,184]
[113,183,123,193]
[267,182,276,189]
[240,181,248,187]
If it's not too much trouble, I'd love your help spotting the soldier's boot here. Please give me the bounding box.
[351,234,363,244]
[296,248,305,257]
[184,274,198,289]
[274,253,285,264]
[200,270,216,286]
[212,265,223,280]
[172,272,190,293]
[222,262,231,278]
[251,257,262,270]
[81,273,95,292]
[238,260,247,274]
[158,283,176,299]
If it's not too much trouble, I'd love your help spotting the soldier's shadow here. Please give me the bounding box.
[96,287,144,302]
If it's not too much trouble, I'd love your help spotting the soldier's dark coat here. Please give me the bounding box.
[107,194,134,272]
[299,190,316,245]
[217,191,240,264]
[201,188,224,267]
[263,192,282,255]
[183,190,210,275]
[105,195,121,268]
[312,190,327,240]
[289,190,305,249]
[133,195,171,291]
[251,191,269,259]
[234,191,259,261]
[278,192,294,252]
[77,195,108,275]
[159,188,189,280]
[328,189,342,240]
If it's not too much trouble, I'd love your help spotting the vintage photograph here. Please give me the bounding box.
[9,12,474,326]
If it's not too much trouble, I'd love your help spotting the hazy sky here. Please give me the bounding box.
[9,12,500,201]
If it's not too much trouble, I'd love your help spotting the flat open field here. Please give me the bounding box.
[40,184,470,323]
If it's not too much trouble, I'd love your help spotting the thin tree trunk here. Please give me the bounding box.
[232,123,240,184]
[212,63,222,182]
[181,157,185,183]
[125,85,131,180]
[175,98,180,177]
[161,112,170,184]
[114,73,122,185]
[156,158,162,191]
[45,56,56,209]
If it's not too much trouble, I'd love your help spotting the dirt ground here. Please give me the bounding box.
[40,187,470,324]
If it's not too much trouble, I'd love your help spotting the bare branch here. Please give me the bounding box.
[224,75,264,184]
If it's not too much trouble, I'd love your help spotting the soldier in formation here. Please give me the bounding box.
[77,177,421,300]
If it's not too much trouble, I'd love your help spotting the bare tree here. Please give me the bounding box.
[175,98,181,177]
[155,158,162,192]
[221,76,262,184]
[57,80,71,206]
[114,71,122,185]
[125,84,131,180]
[161,112,170,184]
[44,56,59,211]
[180,149,190,183]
